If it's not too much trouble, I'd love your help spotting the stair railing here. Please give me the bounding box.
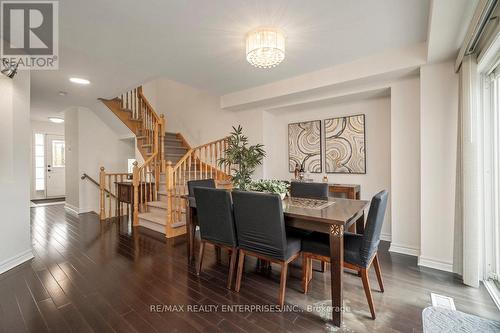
[164,137,231,234]
[131,116,165,225]
[97,168,131,220]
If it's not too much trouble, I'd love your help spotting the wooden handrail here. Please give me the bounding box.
[81,173,117,199]
[193,136,229,150]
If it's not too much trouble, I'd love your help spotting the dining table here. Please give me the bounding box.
[184,195,369,327]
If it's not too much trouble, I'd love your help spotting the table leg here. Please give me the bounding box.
[330,225,344,327]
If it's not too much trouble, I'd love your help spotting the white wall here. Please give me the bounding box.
[0,71,33,274]
[31,120,64,135]
[65,108,79,211]
[65,107,135,214]
[262,97,392,239]
[419,62,459,272]
[143,78,240,146]
[389,77,421,256]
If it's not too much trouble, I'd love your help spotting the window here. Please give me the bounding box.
[34,133,45,191]
[51,140,65,167]
[484,65,500,306]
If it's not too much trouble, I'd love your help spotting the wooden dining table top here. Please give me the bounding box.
[184,194,369,227]
[282,197,368,225]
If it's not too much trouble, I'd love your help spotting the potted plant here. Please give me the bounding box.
[248,179,290,200]
[218,125,266,190]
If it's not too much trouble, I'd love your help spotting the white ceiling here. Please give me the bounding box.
[30,0,430,121]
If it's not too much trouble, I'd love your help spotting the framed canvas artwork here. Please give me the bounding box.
[325,114,366,174]
[288,120,322,173]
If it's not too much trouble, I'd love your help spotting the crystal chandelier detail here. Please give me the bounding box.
[246,27,285,68]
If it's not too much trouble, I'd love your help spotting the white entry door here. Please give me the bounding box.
[46,134,65,197]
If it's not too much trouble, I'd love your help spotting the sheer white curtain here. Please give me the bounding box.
[460,55,482,287]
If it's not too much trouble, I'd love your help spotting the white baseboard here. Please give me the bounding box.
[418,256,454,272]
[64,203,79,215]
[380,232,392,242]
[389,243,420,256]
[0,249,34,275]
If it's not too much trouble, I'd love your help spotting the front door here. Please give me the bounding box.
[46,134,65,197]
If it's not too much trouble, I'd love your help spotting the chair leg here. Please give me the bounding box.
[235,250,245,292]
[302,253,309,294]
[279,262,288,307]
[227,248,237,290]
[373,254,384,292]
[360,268,376,319]
[196,241,205,275]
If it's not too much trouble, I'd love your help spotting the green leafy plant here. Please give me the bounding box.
[218,125,266,190]
[249,179,290,197]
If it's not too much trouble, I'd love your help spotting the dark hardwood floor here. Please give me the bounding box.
[0,204,497,333]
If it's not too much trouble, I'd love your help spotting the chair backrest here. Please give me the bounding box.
[359,190,389,266]
[187,179,216,197]
[290,181,328,200]
[232,191,288,260]
[193,187,237,247]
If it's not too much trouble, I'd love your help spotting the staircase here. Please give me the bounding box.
[98,86,231,238]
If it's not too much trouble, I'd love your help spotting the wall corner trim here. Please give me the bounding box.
[418,256,454,273]
[0,249,34,275]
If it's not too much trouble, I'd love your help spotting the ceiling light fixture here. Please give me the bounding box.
[69,77,90,85]
[48,117,64,123]
[246,27,285,68]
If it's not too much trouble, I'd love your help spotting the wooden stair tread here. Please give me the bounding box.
[146,200,168,209]
[138,212,166,225]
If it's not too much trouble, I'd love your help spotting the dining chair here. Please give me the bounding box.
[193,187,238,289]
[289,181,329,271]
[187,179,220,260]
[187,178,216,197]
[290,181,328,200]
[301,190,388,319]
[232,191,301,307]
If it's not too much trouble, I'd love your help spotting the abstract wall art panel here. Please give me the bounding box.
[325,114,366,174]
[288,120,322,173]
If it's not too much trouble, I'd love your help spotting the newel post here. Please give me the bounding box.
[165,161,174,236]
[132,161,140,226]
[99,167,106,220]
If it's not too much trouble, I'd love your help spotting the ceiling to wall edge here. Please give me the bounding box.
[224,67,419,113]
[264,88,391,115]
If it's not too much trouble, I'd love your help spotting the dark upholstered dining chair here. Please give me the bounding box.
[290,181,328,200]
[232,191,301,307]
[187,179,218,260]
[193,187,238,289]
[187,178,216,197]
[289,181,329,271]
[301,190,388,319]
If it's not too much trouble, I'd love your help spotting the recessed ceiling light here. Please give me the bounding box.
[48,117,64,123]
[69,77,90,85]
